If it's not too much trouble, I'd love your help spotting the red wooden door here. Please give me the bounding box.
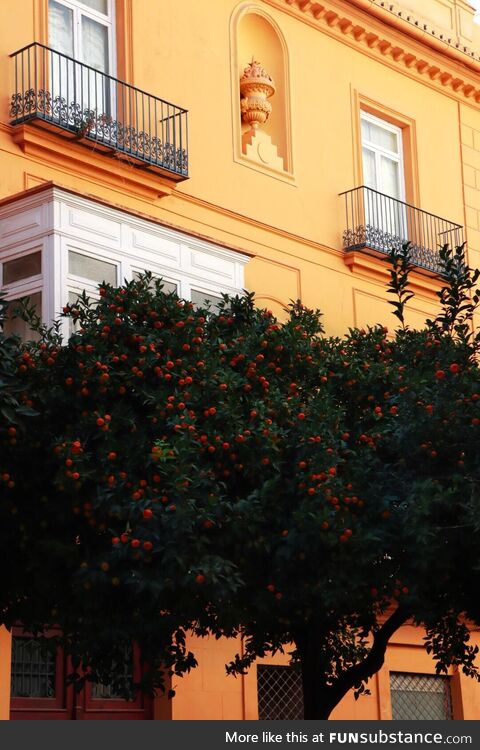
[10,631,152,720]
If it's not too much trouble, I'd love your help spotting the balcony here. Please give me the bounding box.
[340,186,464,275]
[9,43,188,180]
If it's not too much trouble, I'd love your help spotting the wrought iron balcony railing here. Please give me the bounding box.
[340,186,464,274]
[10,43,188,179]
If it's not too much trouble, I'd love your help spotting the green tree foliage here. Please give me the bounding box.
[1,245,480,718]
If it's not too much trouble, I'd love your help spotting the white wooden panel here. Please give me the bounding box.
[0,241,45,265]
[131,228,181,267]
[186,246,237,285]
[233,260,246,289]
[60,204,121,247]
[43,234,59,329]
[0,206,46,248]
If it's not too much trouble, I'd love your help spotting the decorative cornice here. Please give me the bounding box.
[368,0,480,64]
[272,0,480,104]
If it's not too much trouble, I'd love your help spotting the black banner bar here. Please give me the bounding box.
[0,721,479,750]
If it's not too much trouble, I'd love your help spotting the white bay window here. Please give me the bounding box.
[0,186,248,341]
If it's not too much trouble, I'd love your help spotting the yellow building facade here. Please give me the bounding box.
[0,0,480,720]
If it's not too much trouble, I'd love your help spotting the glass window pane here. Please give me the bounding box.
[48,0,74,56]
[360,117,370,142]
[67,290,100,335]
[3,252,42,284]
[380,156,400,199]
[11,637,56,699]
[82,16,109,73]
[3,292,42,342]
[362,147,377,190]
[69,291,80,305]
[81,0,108,14]
[132,271,177,294]
[158,280,177,295]
[191,290,222,311]
[67,291,85,335]
[68,290,99,307]
[68,251,116,285]
[361,118,398,153]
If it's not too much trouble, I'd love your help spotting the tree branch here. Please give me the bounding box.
[327,606,410,708]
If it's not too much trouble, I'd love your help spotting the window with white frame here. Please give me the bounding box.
[48,0,116,120]
[0,250,43,341]
[361,112,405,200]
[66,257,219,330]
[49,0,115,73]
[131,269,178,296]
[66,248,118,333]
[361,112,407,242]
[63,251,230,337]
[190,288,223,312]
[129,264,225,312]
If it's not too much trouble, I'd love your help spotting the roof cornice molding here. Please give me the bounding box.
[349,0,480,68]
[264,0,480,105]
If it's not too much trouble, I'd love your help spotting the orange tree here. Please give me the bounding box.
[1,245,480,718]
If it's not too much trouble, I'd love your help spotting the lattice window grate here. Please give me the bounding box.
[257,665,304,720]
[11,637,56,698]
[390,672,452,720]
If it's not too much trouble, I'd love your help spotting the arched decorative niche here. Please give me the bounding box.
[231,4,293,179]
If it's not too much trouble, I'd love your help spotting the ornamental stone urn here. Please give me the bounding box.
[240,58,276,129]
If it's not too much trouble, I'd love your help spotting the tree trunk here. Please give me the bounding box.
[295,606,410,720]
[295,625,341,720]
[300,657,343,720]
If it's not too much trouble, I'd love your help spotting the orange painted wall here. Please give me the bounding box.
[0,628,12,720]
[163,628,480,720]
[0,0,479,719]
[0,2,476,334]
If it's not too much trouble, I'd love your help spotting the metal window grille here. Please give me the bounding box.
[11,637,56,698]
[257,665,304,720]
[390,672,452,720]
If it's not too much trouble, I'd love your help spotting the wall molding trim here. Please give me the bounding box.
[344,249,444,299]
[11,124,176,201]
